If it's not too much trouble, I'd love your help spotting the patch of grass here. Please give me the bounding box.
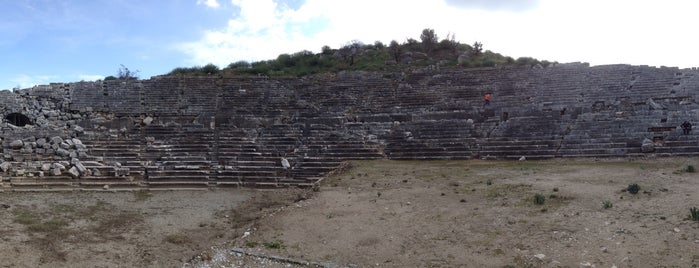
[51,204,77,214]
[627,183,640,194]
[603,200,613,209]
[13,209,40,225]
[263,241,284,249]
[27,218,69,233]
[686,165,696,173]
[133,190,153,201]
[92,211,143,233]
[357,237,380,247]
[690,207,699,221]
[245,241,259,248]
[533,194,546,205]
[485,183,532,199]
[13,208,69,233]
[164,234,191,244]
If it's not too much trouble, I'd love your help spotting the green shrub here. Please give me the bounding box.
[686,165,695,173]
[603,201,613,209]
[201,63,220,74]
[533,193,546,205]
[690,207,699,221]
[263,241,283,249]
[627,183,640,194]
[228,60,251,69]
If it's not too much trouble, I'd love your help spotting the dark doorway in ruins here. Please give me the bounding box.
[5,113,32,127]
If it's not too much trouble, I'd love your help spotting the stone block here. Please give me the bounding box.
[143,116,154,125]
[52,162,66,170]
[67,167,80,178]
[641,138,655,153]
[60,142,71,150]
[56,148,71,157]
[9,140,23,149]
[114,167,130,176]
[75,162,87,173]
[0,162,11,172]
[51,168,62,176]
[50,136,64,145]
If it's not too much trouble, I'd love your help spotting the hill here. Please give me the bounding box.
[160,28,554,78]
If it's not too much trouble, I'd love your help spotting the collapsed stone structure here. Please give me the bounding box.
[1,63,698,190]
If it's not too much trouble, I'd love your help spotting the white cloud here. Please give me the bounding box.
[444,0,540,11]
[77,74,105,81]
[197,0,220,8]
[178,0,455,66]
[178,0,699,69]
[9,74,59,89]
[179,0,328,66]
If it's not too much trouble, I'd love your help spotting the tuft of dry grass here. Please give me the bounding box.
[164,234,191,244]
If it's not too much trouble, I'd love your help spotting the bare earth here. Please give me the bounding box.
[2,157,699,267]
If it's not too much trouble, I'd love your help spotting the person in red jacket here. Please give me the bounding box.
[484,93,491,106]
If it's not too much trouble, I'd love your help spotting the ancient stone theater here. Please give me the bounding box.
[1,63,697,190]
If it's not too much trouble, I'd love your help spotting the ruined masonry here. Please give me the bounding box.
[1,63,698,190]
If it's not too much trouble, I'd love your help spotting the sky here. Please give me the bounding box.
[2,0,698,90]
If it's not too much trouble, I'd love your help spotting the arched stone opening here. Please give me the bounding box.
[5,113,32,127]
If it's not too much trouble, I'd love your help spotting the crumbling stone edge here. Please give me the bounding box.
[229,247,355,268]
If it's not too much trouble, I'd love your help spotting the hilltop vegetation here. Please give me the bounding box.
[168,28,555,77]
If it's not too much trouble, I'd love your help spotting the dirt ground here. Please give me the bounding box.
[2,157,699,267]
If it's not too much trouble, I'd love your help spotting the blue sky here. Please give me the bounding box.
[2,0,699,90]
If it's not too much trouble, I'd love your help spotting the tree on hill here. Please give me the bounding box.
[337,40,363,66]
[472,41,483,56]
[420,28,438,53]
[117,64,139,80]
[374,41,385,50]
[321,45,334,56]
[388,40,401,62]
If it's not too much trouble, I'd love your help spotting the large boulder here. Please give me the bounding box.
[9,140,24,149]
[56,148,71,157]
[74,161,87,174]
[641,138,655,153]
[67,166,80,179]
[143,116,154,125]
[647,98,665,110]
[0,162,11,172]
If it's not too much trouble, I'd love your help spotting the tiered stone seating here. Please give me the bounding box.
[217,124,304,187]
[78,130,146,189]
[385,119,482,160]
[142,77,181,116]
[142,124,215,189]
[5,63,699,191]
